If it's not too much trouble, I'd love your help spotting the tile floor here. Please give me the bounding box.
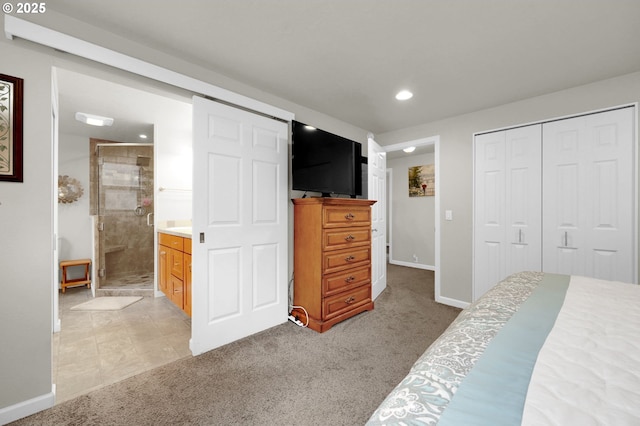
[54,286,191,404]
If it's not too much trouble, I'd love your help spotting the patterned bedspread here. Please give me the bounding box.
[366,271,545,425]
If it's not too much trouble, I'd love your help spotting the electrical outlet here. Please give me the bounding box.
[413,254,418,262]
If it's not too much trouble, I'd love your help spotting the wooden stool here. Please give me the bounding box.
[60,259,92,293]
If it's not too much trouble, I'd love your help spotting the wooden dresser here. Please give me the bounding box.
[158,232,192,316]
[292,197,376,332]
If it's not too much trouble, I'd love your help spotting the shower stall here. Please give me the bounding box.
[92,142,154,296]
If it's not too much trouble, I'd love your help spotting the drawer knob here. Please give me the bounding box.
[345,275,356,283]
[345,296,356,304]
[344,234,355,242]
[345,213,355,220]
[345,255,355,262]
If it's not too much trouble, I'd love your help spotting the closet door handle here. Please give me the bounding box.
[564,231,568,247]
[518,229,523,243]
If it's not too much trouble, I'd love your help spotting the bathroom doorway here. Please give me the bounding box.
[91,140,155,296]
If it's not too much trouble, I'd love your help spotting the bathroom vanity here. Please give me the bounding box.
[158,229,192,316]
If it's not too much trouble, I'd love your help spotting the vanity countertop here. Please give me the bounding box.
[158,227,192,238]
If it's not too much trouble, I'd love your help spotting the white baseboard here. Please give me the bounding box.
[389,259,435,271]
[436,295,470,310]
[0,385,55,425]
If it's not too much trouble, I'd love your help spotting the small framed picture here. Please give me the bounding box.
[0,73,24,182]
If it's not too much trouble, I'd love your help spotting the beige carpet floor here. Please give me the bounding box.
[13,264,461,426]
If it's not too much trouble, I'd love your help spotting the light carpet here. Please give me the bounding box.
[70,296,142,311]
[14,265,462,425]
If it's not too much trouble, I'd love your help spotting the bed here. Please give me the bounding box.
[366,271,640,425]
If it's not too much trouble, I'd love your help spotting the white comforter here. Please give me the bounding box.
[522,275,640,425]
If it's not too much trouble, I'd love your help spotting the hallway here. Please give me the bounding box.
[54,288,191,404]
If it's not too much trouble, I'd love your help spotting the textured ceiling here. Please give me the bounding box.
[44,0,640,135]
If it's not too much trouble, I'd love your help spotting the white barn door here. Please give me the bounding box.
[191,96,289,355]
[368,137,387,299]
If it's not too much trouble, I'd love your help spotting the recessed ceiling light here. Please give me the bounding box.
[395,90,413,101]
[403,146,416,153]
[75,112,114,127]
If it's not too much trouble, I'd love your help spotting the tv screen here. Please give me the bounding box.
[292,121,362,197]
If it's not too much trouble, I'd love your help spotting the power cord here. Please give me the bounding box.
[288,271,308,327]
[288,304,309,328]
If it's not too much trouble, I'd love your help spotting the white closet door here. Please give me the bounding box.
[474,125,541,300]
[542,107,634,283]
[505,125,542,277]
[474,131,507,299]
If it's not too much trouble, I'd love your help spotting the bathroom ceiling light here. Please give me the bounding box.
[75,112,114,127]
[403,146,416,153]
[395,90,413,101]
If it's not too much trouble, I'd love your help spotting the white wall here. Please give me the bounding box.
[58,133,92,261]
[378,71,640,304]
[0,38,55,420]
[387,153,435,268]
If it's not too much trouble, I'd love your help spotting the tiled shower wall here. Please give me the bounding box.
[91,141,154,288]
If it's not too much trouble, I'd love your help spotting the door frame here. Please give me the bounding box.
[5,16,295,349]
[379,136,442,302]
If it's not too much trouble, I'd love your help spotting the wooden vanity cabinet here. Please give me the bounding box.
[184,243,192,317]
[291,198,376,332]
[158,232,192,316]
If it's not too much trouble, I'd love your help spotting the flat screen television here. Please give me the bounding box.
[292,121,362,198]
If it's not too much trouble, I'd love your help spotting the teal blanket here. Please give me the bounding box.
[366,271,546,425]
[437,273,570,425]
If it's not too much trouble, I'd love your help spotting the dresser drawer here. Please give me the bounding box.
[323,206,372,228]
[159,233,184,251]
[323,228,371,251]
[170,249,184,279]
[323,266,371,297]
[323,285,371,320]
[323,247,371,275]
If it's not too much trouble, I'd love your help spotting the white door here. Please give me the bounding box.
[191,96,289,355]
[543,107,635,282]
[474,131,506,299]
[368,137,387,300]
[504,125,542,277]
[474,125,541,300]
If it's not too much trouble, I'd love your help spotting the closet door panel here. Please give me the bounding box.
[474,124,541,300]
[474,132,506,299]
[543,107,634,282]
[505,125,542,277]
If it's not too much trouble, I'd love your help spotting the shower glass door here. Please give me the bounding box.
[96,144,154,292]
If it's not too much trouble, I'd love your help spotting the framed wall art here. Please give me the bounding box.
[0,73,24,182]
[408,164,435,197]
